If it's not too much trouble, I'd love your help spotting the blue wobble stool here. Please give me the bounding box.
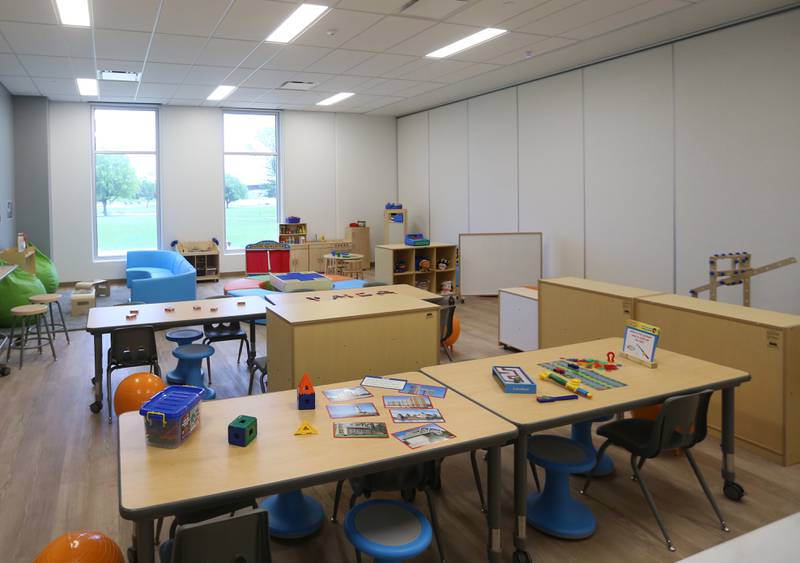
[165,328,203,385]
[170,344,216,400]
[260,490,324,539]
[344,499,433,563]
[526,434,597,539]
[571,416,615,477]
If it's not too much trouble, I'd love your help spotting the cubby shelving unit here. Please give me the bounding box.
[279,222,307,244]
[375,242,458,297]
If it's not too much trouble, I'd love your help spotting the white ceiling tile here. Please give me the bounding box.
[93,0,160,32]
[94,29,151,61]
[344,53,416,77]
[183,65,234,85]
[488,35,576,64]
[70,57,98,77]
[393,81,442,97]
[173,84,216,99]
[157,0,232,36]
[224,87,270,102]
[342,16,437,52]
[0,75,39,94]
[97,59,146,73]
[136,82,179,98]
[392,59,473,81]
[450,31,549,63]
[262,45,331,71]
[225,67,255,84]
[239,43,283,69]
[168,98,205,106]
[305,49,374,74]
[354,95,405,112]
[315,74,372,92]
[518,0,648,36]
[98,81,139,97]
[362,78,421,96]
[0,0,58,24]
[401,0,466,19]
[241,68,297,89]
[99,96,140,103]
[0,53,27,76]
[214,0,295,41]
[501,0,584,30]
[33,77,78,96]
[195,38,260,67]
[438,62,502,82]
[48,95,83,102]
[148,33,207,64]
[287,71,335,84]
[132,97,167,104]
[448,0,548,26]
[141,62,191,84]
[0,22,93,57]
[0,34,9,53]
[562,0,690,40]
[334,0,409,14]
[387,22,482,56]
[259,90,323,105]
[293,9,383,49]
[352,77,389,93]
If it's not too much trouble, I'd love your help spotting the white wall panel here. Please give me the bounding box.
[336,114,397,250]
[468,88,518,233]
[0,86,14,249]
[397,112,429,234]
[429,101,468,244]
[518,70,584,278]
[674,12,800,313]
[583,46,674,292]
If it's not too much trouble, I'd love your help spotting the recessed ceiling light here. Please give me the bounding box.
[317,92,354,106]
[76,78,98,96]
[207,85,236,101]
[266,3,329,43]
[55,0,91,27]
[426,28,507,59]
[97,70,141,82]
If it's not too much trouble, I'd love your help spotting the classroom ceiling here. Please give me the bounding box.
[0,0,795,116]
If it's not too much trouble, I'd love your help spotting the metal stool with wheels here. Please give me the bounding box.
[6,304,56,368]
[29,293,70,344]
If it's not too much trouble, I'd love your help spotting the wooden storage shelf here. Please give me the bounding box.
[345,226,371,269]
[375,242,459,297]
[176,240,220,282]
[279,222,308,245]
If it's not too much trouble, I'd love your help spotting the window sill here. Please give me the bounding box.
[93,256,126,263]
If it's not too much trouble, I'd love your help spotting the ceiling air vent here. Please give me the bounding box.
[278,81,316,91]
[97,70,141,82]
[400,0,466,19]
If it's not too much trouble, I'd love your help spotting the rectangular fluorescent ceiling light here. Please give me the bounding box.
[207,85,236,101]
[55,0,91,27]
[317,92,354,106]
[266,3,329,43]
[426,28,507,58]
[97,70,140,82]
[76,78,98,96]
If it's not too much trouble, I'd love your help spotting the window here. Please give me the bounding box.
[223,112,280,251]
[92,106,159,257]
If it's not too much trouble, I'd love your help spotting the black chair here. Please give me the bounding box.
[580,390,729,551]
[202,296,250,385]
[439,296,456,361]
[155,497,258,550]
[331,461,445,563]
[158,507,271,563]
[106,325,161,422]
[255,356,267,393]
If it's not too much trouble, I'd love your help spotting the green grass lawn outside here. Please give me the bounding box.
[96,203,278,255]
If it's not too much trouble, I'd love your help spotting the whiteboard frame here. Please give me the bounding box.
[459,232,543,296]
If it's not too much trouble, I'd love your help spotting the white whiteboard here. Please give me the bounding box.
[459,232,542,296]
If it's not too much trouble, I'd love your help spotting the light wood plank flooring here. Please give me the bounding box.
[0,279,797,562]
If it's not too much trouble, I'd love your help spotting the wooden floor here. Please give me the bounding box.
[0,279,798,562]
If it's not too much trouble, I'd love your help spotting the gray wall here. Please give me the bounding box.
[0,85,13,249]
[13,96,49,255]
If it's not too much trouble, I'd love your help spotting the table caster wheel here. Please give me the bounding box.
[89,401,102,414]
[724,481,744,501]
[513,549,532,563]
[0,366,10,377]
[127,546,138,563]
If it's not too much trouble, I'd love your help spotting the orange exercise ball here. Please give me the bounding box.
[114,371,165,416]
[35,530,124,563]
[443,316,461,349]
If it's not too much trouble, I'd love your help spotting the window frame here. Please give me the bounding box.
[221,109,282,254]
[90,103,161,260]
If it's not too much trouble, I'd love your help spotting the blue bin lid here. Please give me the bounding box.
[139,385,204,420]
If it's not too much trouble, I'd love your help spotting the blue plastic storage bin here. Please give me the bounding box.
[139,385,204,448]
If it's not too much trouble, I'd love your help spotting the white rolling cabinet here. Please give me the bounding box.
[499,287,539,351]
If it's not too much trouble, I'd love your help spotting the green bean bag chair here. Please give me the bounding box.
[33,246,59,293]
[0,260,47,328]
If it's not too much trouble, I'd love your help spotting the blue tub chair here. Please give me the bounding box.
[126,250,196,303]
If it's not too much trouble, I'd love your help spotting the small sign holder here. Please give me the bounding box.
[621,320,660,368]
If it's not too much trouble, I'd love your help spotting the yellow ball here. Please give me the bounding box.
[114,372,165,416]
[35,530,124,563]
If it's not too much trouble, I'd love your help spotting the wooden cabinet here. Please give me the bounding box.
[346,226,371,269]
[499,287,539,351]
[289,244,309,272]
[538,277,663,348]
[383,209,407,244]
[305,240,352,273]
[375,243,458,297]
[635,294,800,465]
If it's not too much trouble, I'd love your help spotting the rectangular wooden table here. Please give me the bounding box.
[421,337,751,561]
[86,296,268,418]
[265,293,440,391]
[264,283,442,305]
[119,372,518,563]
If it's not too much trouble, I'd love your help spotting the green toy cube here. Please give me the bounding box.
[228,415,257,447]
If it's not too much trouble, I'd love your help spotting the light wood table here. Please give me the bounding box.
[421,337,751,562]
[86,296,268,417]
[264,283,442,305]
[266,294,440,391]
[118,372,518,563]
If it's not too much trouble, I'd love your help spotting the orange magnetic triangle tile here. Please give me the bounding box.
[297,373,315,394]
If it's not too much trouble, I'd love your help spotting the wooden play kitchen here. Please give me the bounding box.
[175,240,220,282]
[288,240,352,273]
[374,242,458,297]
